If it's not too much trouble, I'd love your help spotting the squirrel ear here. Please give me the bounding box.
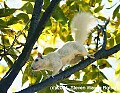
[38,52,42,58]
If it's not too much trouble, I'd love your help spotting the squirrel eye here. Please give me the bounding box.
[35,59,38,62]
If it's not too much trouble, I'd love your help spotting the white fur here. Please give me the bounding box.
[71,12,96,44]
[31,12,97,76]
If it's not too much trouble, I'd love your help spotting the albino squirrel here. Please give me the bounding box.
[31,12,97,76]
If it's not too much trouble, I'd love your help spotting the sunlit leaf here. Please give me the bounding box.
[0,65,8,75]
[22,65,29,85]
[43,47,57,55]
[116,51,120,60]
[115,63,120,77]
[87,33,92,45]
[107,37,114,49]
[20,2,33,14]
[1,29,16,37]
[1,35,10,46]
[9,23,24,30]
[94,5,104,13]
[115,33,120,44]
[89,0,96,7]
[22,64,43,85]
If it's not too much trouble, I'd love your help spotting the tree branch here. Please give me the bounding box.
[26,0,43,41]
[17,43,120,93]
[97,19,110,50]
[0,0,62,93]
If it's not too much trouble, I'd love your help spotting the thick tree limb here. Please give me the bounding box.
[17,43,120,93]
[26,0,43,41]
[0,0,61,93]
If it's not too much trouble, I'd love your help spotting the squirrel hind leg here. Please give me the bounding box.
[87,54,95,59]
[70,54,84,64]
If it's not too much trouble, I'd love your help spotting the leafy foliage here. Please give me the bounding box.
[0,0,120,93]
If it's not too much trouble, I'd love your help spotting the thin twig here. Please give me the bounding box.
[95,30,100,50]
[7,35,17,52]
[97,19,110,50]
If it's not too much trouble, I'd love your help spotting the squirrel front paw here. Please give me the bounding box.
[87,54,95,59]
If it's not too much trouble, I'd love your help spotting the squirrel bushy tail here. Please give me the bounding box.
[71,12,96,44]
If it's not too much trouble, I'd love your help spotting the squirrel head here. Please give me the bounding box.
[31,52,48,71]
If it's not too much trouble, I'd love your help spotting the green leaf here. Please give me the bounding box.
[87,33,92,45]
[84,72,98,80]
[20,2,33,14]
[7,13,29,25]
[43,0,50,9]
[38,87,55,93]
[7,16,19,25]
[43,47,57,55]
[97,16,106,21]
[0,9,16,17]
[112,5,120,19]
[89,0,102,7]
[22,66,29,85]
[107,37,114,48]
[22,64,43,85]
[1,29,16,37]
[95,0,102,4]
[115,63,120,77]
[8,49,18,60]
[4,56,13,68]
[67,35,73,41]
[52,6,67,25]
[0,19,7,28]
[115,33,120,44]
[74,71,80,79]
[0,65,8,75]
[97,59,112,69]
[94,5,104,13]
[17,13,29,23]
[1,35,10,47]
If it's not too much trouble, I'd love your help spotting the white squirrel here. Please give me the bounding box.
[31,12,97,76]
